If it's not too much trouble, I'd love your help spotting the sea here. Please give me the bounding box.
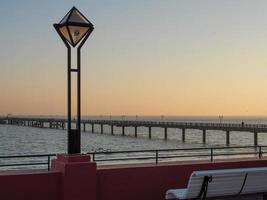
[1,115,267,156]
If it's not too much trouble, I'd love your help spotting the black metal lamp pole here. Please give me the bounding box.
[54,7,94,154]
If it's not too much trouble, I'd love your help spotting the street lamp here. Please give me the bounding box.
[219,115,223,124]
[54,7,94,154]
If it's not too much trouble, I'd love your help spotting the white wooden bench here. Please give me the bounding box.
[165,167,267,200]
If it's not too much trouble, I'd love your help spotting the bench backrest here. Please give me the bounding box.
[185,167,267,199]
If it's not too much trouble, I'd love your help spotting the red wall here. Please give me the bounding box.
[1,156,267,200]
[0,170,60,200]
[97,160,267,200]
[51,154,97,200]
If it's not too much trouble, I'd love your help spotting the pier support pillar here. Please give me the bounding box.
[164,127,168,140]
[122,126,125,136]
[101,124,103,134]
[51,154,96,200]
[182,128,185,142]
[91,124,94,133]
[111,125,114,135]
[202,130,206,144]
[149,127,152,139]
[134,126,137,137]
[83,123,86,132]
[226,131,230,145]
[254,132,258,146]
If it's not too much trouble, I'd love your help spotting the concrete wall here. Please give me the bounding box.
[97,159,267,200]
[1,155,267,200]
[0,170,60,200]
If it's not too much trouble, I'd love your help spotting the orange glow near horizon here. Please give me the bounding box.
[2,51,267,116]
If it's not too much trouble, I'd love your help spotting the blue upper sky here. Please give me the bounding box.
[2,0,267,116]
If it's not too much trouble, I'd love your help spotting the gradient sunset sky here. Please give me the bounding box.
[1,0,267,116]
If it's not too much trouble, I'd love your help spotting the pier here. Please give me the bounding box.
[2,117,267,145]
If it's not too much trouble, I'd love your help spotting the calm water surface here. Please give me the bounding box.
[1,116,267,155]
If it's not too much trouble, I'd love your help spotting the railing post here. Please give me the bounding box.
[134,126,137,137]
[92,153,95,161]
[210,148,213,162]
[259,146,262,159]
[202,130,206,144]
[226,131,230,146]
[111,125,114,135]
[149,126,152,139]
[101,124,103,134]
[122,126,125,136]
[164,127,168,140]
[182,128,185,142]
[155,150,158,164]
[91,124,94,133]
[48,155,51,171]
[254,132,258,146]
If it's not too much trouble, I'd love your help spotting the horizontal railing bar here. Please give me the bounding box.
[0,162,48,167]
[88,145,266,155]
[158,154,212,159]
[157,152,258,158]
[93,152,259,162]
[213,152,258,156]
[94,156,156,162]
[0,154,56,159]
[160,152,257,159]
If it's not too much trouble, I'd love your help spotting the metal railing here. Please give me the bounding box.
[0,154,56,170]
[0,146,266,170]
[88,145,267,165]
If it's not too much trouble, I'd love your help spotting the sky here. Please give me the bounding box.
[1,0,267,116]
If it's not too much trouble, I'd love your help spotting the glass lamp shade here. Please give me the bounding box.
[54,7,94,47]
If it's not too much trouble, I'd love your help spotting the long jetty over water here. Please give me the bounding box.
[2,117,267,145]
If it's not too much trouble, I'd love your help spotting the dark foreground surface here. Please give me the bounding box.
[219,194,263,199]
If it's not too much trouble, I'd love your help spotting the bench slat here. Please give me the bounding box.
[166,167,267,200]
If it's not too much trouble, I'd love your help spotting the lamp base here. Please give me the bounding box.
[68,129,81,154]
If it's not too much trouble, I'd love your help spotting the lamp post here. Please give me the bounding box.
[219,115,223,124]
[54,7,94,154]
[6,113,12,124]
